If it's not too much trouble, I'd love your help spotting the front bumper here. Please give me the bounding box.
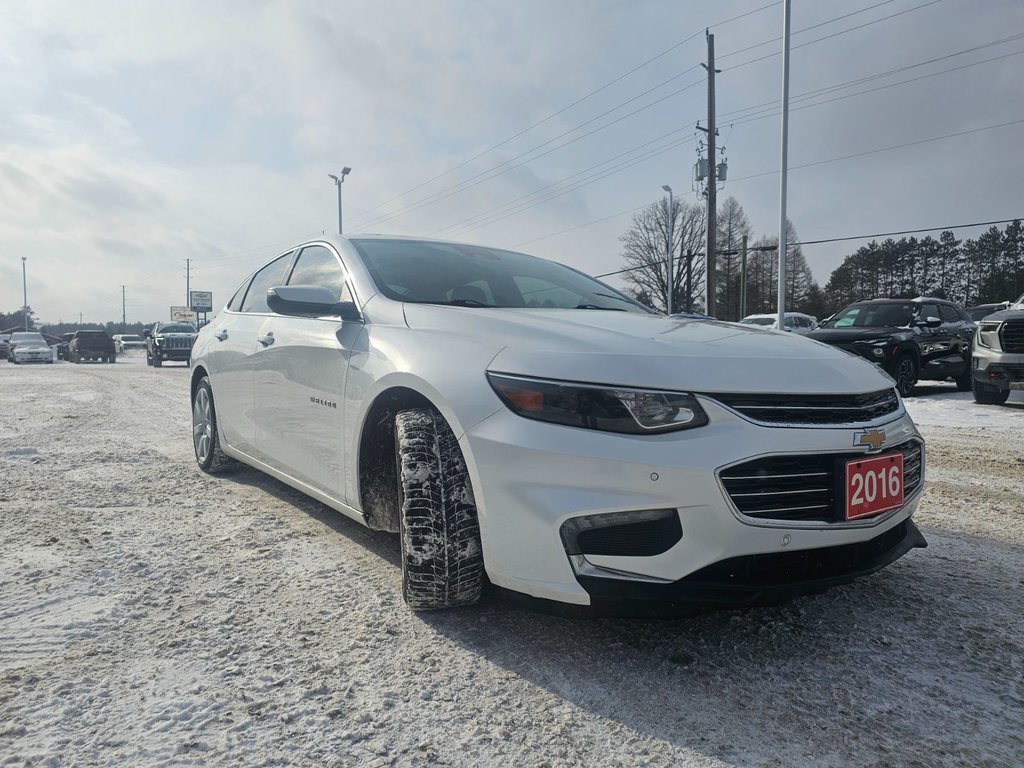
[13,350,52,363]
[153,346,192,361]
[461,397,923,608]
[972,346,1024,391]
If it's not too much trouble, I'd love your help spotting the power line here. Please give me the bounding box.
[513,118,1024,250]
[351,0,945,231]
[727,117,1024,184]
[435,36,1023,243]
[345,0,781,223]
[592,217,1023,279]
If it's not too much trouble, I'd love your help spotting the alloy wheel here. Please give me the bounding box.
[192,387,213,464]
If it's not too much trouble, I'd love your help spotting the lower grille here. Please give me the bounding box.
[708,389,899,425]
[720,440,923,524]
[1000,319,1024,353]
[560,509,682,557]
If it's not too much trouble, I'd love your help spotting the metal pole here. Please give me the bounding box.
[22,257,28,330]
[777,0,792,331]
[186,258,191,308]
[122,285,126,325]
[704,31,718,318]
[337,180,343,234]
[740,234,748,319]
[665,187,674,314]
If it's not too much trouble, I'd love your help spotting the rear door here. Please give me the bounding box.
[252,244,361,501]
[207,252,295,454]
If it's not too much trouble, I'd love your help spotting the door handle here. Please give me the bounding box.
[214,330,229,341]
[258,333,275,347]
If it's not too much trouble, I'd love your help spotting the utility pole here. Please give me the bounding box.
[739,234,748,319]
[777,0,792,331]
[121,285,127,325]
[662,185,674,314]
[22,257,28,330]
[702,30,720,317]
[186,258,191,308]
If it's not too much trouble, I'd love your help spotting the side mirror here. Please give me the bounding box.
[142,329,152,337]
[266,285,360,320]
[916,316,942,328]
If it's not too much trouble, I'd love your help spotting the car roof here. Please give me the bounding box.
[849,297,957,306]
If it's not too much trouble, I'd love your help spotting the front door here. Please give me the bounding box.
[252,244,361,502]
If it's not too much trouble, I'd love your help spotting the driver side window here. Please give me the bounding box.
[918,304,940,323]
[240,252,294,313]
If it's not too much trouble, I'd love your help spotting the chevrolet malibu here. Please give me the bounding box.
[190,235,927,613]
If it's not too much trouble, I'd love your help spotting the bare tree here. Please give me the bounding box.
[620,197,706,313]
[716,196,752,320]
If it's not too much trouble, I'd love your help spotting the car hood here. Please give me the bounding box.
[16,344,49,351]
[806,326,910,343]
[155,333,196,338]
[403,305,892,394]
[978,309,1024,322]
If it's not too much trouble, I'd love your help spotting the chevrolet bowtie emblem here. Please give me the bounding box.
[854,428,886,452]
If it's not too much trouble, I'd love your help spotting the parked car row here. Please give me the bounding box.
[5,324,198,367]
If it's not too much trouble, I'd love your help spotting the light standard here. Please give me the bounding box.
[21,257,28,330]
[662,185,674,315]
[328,167,352,234]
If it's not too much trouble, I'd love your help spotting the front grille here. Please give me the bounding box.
[708,388,899,425]
[162,337,193,350]
[719,439,923,523]
[1000,319,1024,353]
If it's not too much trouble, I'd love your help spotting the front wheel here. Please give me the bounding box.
[972,378,1010,405]
[395,408,483,610]
[894,354,918,398]
[192,377,237,473]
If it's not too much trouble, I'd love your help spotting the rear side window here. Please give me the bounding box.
[240,252,294,313]
[939,304,959,323]
[287,245,353,303]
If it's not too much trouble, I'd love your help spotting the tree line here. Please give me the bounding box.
[618,195,1022,319]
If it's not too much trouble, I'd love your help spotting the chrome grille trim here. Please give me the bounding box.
[719,439,924,526]
[706,388,901,427]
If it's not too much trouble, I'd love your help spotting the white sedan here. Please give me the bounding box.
[8,332,54,364]
[190,235,926,613]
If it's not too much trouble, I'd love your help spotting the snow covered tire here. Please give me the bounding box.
[395,408,483,610]
[192,377,238,474]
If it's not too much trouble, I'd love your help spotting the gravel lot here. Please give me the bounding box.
[1,357,1022,767]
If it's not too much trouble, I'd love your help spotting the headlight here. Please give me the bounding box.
[486,373,708,434]
[977,322,1001,350]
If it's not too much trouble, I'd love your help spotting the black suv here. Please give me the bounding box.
[144,322,198,367]
[807,297,974,397]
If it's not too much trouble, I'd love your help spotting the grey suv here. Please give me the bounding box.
[972,308,1024,404]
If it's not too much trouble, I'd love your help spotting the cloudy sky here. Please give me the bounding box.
[2,0,1022,323]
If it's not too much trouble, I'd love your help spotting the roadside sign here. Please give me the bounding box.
[170,306,198,323]
[190,290,213,312]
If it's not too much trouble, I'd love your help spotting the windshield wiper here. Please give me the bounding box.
[574,304,626,311]
[414,298,495,308]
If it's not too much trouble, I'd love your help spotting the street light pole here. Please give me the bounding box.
[22,257,28,330]
[662,185,674,315]
[777,0,792,332]
[328,167,352,234]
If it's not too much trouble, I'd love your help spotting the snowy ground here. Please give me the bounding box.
[1,358,1022,767]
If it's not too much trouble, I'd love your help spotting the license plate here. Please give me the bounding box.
[845,453,904,520]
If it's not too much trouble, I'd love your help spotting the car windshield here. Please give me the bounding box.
[120,335,143,342]
[826,303,914,328]
[11,332,45,343]
[350,238,649,312]
[158,324,197,334]
[740,317,775,326]
[968,308,997,322]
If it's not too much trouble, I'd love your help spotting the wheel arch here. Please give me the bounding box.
[191,364,209,401]
[356,385,439,532]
